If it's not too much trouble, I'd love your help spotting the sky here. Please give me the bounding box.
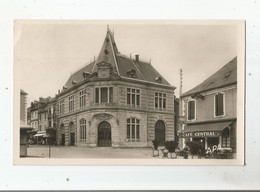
[14,21,237,106]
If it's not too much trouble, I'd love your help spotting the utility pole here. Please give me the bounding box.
[179,69,184,148]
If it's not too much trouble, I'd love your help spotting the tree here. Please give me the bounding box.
[164,141,179,159]
[185,141,204,159]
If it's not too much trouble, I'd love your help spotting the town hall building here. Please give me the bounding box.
[56,27,176,147]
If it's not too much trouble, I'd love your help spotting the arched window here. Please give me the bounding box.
[80,118,87,140]
[126,118,140,142]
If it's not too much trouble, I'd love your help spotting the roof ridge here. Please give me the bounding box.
[181,56,237,97]
[70,59,96,76]
[130,59,145,80]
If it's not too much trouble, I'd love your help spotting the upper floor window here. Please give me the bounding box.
[80,118,87,140]
[69,95,75,112]
[44,112,47,120]
[127,118,140,141]
[59,99,64,115]
[187,100,196,120]
[155,92,166,109]
[39,125,41,131]
[215,92,224,116]
[39,114,41,121]
[95,87,113,103]
[127,88,140,107]
[79,90,86,108]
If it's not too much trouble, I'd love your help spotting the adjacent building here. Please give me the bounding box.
[56,28,177,147]
[20,89,33,157]
[27,97,57,144]
[179,57,237,153]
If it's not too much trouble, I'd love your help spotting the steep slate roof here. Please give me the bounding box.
[64,61,95,89]
[181,57,237,97]
[63,28,171,90]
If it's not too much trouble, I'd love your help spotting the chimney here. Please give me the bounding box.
[135,54,139,63]
[58,89,60,94]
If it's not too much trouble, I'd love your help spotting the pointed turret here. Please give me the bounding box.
[91,26,119,74]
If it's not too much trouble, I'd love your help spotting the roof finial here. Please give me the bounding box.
[150,58,151,64]
[107,25,110,31]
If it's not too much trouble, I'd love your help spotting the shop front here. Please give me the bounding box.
[179,121,235,152]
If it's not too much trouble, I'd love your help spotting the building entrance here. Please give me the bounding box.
[98,121,111,147]
[61,134,65,146]
[69,122,75,146]
[70,133,75,146]
[155,120,166,146]
[207,137,219,149]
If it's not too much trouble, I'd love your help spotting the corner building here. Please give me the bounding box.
[179,57,237,153]
[56,28,176,147]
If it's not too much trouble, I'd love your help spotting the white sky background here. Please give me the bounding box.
[15,21,237,105]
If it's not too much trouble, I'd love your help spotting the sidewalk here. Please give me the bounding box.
[27,145,230,159]
[27,145,155,158]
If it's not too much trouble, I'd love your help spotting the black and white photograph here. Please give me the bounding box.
[14,20,245,165]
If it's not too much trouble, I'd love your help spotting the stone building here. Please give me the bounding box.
[28,101,39,132]
[179,57,237,152]
[56,28,176,147]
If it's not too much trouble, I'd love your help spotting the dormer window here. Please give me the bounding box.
[127,69,136,78]
[63,86,68,90]
[83,71,90,80]
[155,77,162,83]
[72,80,77,85]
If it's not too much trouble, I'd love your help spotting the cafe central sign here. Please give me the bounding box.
[179,131,220,138]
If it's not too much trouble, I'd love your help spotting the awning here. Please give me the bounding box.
[33,131,47,137]
[179,121,233,138]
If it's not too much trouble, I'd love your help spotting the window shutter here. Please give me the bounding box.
[188,101,195,120]
[191,101,195,119]
[218,93,224,115]
[215,94,219,115]
[215,93,224,116]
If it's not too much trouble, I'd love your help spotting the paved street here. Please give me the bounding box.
[27,145,198,159]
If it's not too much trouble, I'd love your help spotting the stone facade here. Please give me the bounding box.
[57,80,175,147]
[55,28,176,148]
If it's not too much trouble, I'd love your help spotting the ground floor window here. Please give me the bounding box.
[222,128,230,148]
[80,118,87,140]
[127,118,140,141]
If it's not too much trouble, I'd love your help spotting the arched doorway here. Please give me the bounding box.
[155,120,165,146]
[60,124,65,146]
[69,122,75,146]
[98,121,111,147]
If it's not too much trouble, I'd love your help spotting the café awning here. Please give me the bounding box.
[179,121,233,138]
[33,131,47,137]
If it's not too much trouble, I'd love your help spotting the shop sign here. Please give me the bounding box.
[179,131,220,138]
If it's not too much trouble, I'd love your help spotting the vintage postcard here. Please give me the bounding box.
[14,20,245,165]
